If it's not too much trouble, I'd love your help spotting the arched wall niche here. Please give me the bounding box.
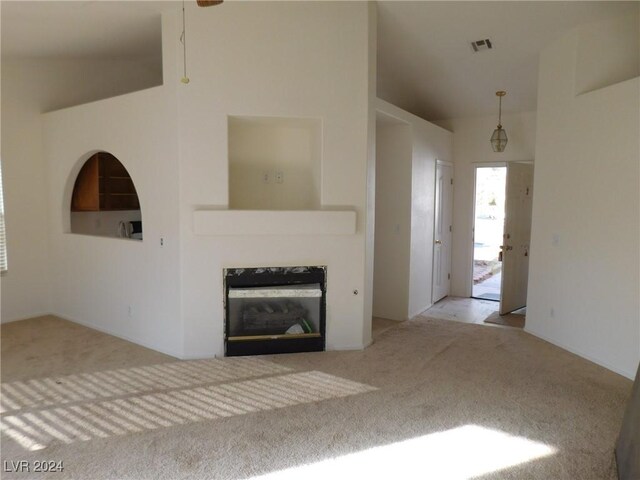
[66,151,143,240]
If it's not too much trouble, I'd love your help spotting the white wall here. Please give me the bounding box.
[407,111,453,317]
[176,2,375,357]
[362,1,378,347]
[42,86,182,357]
[574,13,639,95]
[0,58,161,323]
[14,3,376,359]
[373,118,411,321]
[375,99,453,319]
[1,62,50,322]
[526,14,640,379]
[228,116,321,210]
[37,15,183,356]
[435,112,537,298]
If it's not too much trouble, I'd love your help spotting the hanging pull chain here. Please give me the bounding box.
[181,0,190,84]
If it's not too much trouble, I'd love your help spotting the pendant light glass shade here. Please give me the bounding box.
[490,126,508,152]
[490,91,508,152]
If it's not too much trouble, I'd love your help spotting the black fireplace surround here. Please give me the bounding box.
[224,266,326,356]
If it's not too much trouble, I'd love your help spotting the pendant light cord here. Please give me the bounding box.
[498,94,502,127]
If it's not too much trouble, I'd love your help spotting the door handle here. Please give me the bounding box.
[505,245,513,251]
[435,240,442,245]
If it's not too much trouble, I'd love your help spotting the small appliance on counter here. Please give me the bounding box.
[129,221,143,240]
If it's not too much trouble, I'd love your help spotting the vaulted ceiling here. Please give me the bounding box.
[376,1,638,121]
[2,1,637,121]
[1,1,168,59]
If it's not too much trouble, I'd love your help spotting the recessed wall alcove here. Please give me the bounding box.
[195,116,355,237]
[228,116,322,210]
[69,152,143,240]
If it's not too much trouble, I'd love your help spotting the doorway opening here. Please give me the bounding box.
[472,166,506,301]
[69,152,142,240]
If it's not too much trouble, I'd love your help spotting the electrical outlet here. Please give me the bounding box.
[275,171,284,184]
[128,305,133,318]
[262,172,270,184]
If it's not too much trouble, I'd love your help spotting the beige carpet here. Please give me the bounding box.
[484,311,526,329]
[1,315,632,479]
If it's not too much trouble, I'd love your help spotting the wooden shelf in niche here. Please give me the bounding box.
[71,152,140,211]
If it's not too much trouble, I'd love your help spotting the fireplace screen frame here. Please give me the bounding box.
[224,266,326,356]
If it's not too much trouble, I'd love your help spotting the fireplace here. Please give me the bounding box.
[224,266,326,356]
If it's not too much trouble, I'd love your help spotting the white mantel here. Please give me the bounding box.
[193,209,356,236]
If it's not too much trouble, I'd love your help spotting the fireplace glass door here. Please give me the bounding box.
[227,284,322,340]
[224,266,326,356]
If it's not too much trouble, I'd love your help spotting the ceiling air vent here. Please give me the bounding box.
[471,39,493,52]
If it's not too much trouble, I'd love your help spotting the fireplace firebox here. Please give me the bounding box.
[224,266,326,356]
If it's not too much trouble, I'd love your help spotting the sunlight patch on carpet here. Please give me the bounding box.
[248,424,556,480]
[1,371,376,451]
[0,357,292,413]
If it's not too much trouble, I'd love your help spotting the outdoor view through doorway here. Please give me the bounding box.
[472,166,506,301]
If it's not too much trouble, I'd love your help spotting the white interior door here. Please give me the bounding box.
[499,162,534,315]
[432,163,453,303]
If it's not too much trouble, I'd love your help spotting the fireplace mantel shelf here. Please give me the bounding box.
[193,209,357,236]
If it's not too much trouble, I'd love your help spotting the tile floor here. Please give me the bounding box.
[372,297,502,333]
[422,296,500,325]
[369,296,531,344]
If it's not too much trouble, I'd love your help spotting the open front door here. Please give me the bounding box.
[499,162,534,315]
[432,162,453,303]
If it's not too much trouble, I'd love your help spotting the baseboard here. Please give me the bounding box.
[8,313,372,358]
[53,312,183,360]
[373,315,407,322]
[0,312,52,324]
[180,352,218,360]
[328,342,368,351]
[524,326,636,380]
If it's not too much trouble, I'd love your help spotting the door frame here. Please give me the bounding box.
[432,159,453,303]
[468,162,507,298]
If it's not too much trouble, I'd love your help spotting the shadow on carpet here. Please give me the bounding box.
[484,311,525,329]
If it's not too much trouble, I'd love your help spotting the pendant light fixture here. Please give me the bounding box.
[490,91,508,152]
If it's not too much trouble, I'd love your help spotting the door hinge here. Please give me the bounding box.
[449,225,452,232]
[450,178,453,185]
[448,273,450,280]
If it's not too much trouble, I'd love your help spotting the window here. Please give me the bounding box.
[0,161,7,272]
